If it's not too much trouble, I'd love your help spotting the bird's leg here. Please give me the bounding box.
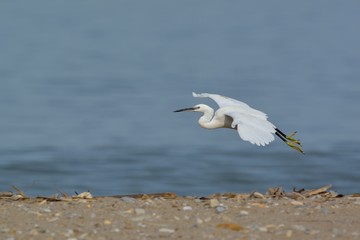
[275,132,287,143]
[275,128,287,138]
[275,128,304,154]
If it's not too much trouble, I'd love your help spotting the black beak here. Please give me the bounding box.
[174,107,197,112]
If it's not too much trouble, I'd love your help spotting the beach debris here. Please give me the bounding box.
[41,207,52,213]
[11,185,27,199]
[121,197,137,203]
[159,228,175,233]
[303,185,332,197]
[159,228,175,237]
[290,200,304,206]
[258,226,268,232]
[286,191,306,200]
[113,192,177,200]
[328,191,342,198]
[216,223,245,231]
[73,191,93,199]
[251,203,267,208]
[209,198,220,208]
[216,206,226,213]
[196,217,203,224]
[292,224,308,232]
[249,192,265,199]
[267,187,285,198]
[286,230,293,238]
[103,220,112,225]
[134,208,145,215]
[182,206,192,211]
[0,192,13,198]
[293,187,305,193]
[239,210,249,216]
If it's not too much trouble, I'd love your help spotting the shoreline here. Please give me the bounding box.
[1,185,359,239]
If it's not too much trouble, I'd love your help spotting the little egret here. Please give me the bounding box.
[174,92,304,154]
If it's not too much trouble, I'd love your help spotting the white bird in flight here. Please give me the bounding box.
[174,92,304,154]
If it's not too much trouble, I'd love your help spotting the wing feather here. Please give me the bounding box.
[193,92,268,120]
[225,110,276,146]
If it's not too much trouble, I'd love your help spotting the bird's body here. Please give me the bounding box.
[175,92,304,153]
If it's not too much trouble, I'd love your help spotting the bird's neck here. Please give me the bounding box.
[198,108,216,129]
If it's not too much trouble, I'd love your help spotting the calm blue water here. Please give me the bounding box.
[0,1,359,196]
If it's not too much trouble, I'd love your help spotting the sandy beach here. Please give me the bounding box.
[1,186,359,240]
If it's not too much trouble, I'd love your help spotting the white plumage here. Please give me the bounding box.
[175,92,304,153]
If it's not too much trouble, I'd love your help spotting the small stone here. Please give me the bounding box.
[209,199,220,208]
[353,201,360,205]
[78,233,88,239]
[250,192,265,199]
[0,228,10,233]
[159,228,175,237]
[196,217,203,224]
[74,191,93,199]
[47,217,58,222]
[64,229,74,237]
[135,208,145,215]
[292,224,307,232]
[41,208,52,213]
[103,220,112,225]
[131,216,148,222]
[121,197,136,203]
[183,206,192,211]
[258,226,268,232]
[329,190,340,197]
[265,224,278,232]
[239,210,249,216]
[30,229,39,235]
[138,223,147,228]
[216,223,244,231]
[286,230,293,237]
[322,208,329,215]
[159,228,175,233]
[216,206,226,213]
[290,200,304,206]
[309,230,320,235]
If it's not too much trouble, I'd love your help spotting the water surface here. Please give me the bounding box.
[0,1,359,196]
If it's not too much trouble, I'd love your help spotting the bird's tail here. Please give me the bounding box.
[275,128,304,154]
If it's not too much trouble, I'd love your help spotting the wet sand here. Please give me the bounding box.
[1,186,359,240]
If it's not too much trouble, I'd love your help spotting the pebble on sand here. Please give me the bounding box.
[209,199,220,208]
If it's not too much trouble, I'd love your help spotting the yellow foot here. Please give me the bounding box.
[286,141,304,154]
[286,132,302,147]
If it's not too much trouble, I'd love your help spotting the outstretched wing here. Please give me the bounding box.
[193,92,276,146]
[192,92,268,120]
[225,110,276,146]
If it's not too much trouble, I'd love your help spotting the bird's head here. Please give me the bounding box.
[174,104,211,113]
